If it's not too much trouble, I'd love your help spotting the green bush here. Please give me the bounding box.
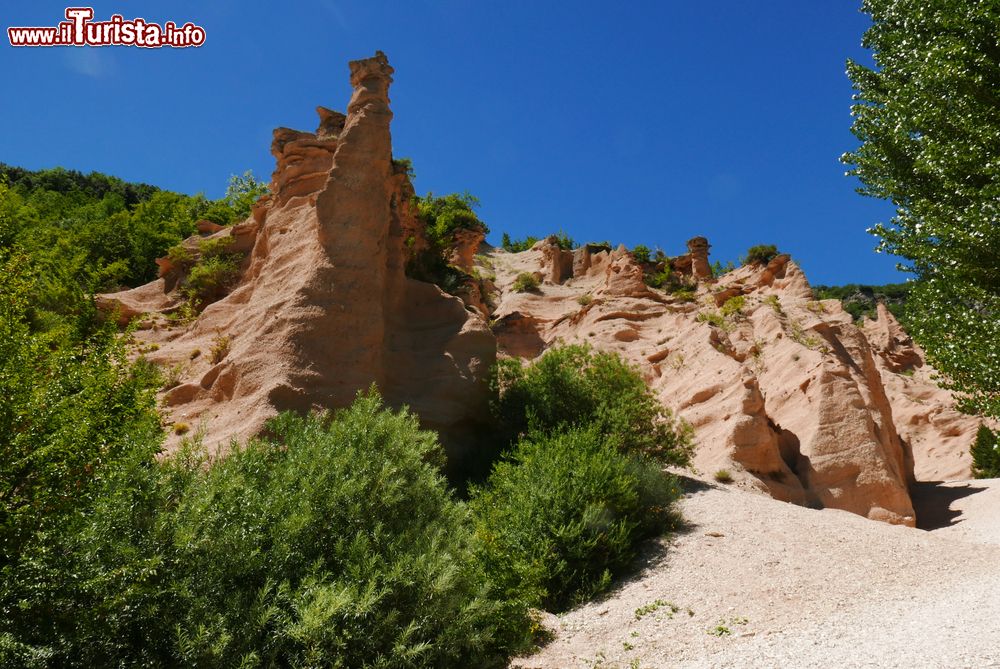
[417,192,488,247]
[672,287,696,302]
[184,255,241,305]
[197,236,235,258]
[696,310,728,329]
[971,425,1000,479]
[3,390,533,667]
[500,233,540,253]
[551,230,575,251]
[711,260,736,277]
[631,244,651,264]
[720,295,746,318]
[166,243,194,269]
[0,253,164,666]
[743,244,779,266]
[491,345,692,465]
[470,427,681,612]
[512,272,540,293]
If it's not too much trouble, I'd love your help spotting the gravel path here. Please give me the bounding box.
[514,478,1000,668]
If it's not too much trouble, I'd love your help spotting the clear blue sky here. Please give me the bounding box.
[1,1,902,285]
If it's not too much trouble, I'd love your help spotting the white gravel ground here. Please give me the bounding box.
[513,478,1000,669]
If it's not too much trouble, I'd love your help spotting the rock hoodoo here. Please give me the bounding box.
[99,52,495,464]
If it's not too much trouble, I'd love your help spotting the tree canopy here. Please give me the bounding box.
[843,0,1000,418]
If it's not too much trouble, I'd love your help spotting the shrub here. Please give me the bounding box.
[743,244,779,266]
[392,157,415,179]
[470,427,681,612]
[713,469,733,484]
[672,288,696,302]
[512,272,540,293]
[223,170,269,222]
[491,344,692,465]
[153,394,527,666]
[417,192,488,247]
[209,332,230,364]
[577,293,593,306]
[971,425,1000,478]
[711,260,736,278]
[551,230,575,251]
[166,243,194,269]
[184,255,241,305]
[631,244,652,264]
[720,295,746,318]
[5,391,533,666]
[500,233,540,253]
[696,311,727,329]
[197,236,234,258]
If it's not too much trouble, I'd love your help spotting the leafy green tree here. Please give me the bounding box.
[843,0,1000,417]
[223,170,270,222]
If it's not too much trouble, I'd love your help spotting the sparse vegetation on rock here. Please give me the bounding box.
[742,244,778,266]
[512,272,541,293]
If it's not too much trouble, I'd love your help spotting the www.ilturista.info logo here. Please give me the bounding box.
[8,7,206,48]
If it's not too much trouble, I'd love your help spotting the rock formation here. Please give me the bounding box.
[98,52,495,467]
[97,51,983,527]
[488,241,988,526]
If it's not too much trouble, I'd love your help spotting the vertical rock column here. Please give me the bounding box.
[312,51,396,397]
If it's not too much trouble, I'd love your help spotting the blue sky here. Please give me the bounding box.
[1,1,901,285]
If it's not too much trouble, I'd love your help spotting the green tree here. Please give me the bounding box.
[223,170,270,222]
[843,0,1000,418]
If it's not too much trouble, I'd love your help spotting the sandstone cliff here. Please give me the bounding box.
[487,242,985,526]
[99,52,495,465]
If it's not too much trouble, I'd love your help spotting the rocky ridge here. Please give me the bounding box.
[99,52,985,526]
[486,238,985,526]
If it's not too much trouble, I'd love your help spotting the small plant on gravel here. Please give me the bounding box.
[708,623,732,637]
[764,294,783,314]
[577,293,593,306]
[713,469,733,484]
[634,599,680,621]
[173,422,190,435]
[512,272,540,293]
